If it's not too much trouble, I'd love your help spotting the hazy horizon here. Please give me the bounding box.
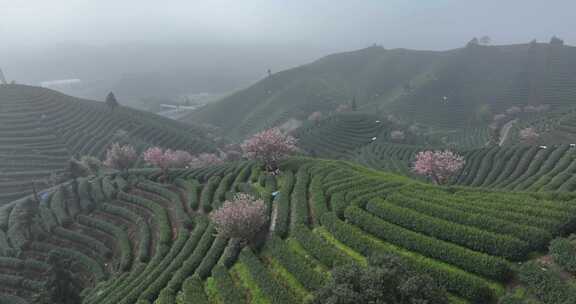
[2,0,576,102]
[3,1,576,51]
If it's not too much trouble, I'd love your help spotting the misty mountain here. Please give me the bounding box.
[184,40,576,140]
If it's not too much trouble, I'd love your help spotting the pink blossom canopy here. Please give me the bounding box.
[143,147,193,171]
[189,153,225,169]
[519,127,539,143]
[209,193,268,242]
[493,114,507,122]
[390,130,405,140]
[308,111,323,122]
[412,150,465,184]
[241,127,298,171]
[505,106,522,115]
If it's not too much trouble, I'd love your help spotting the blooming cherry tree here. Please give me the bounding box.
[189,153,225,169]
[143,147,193,172]
[412,150,465,184]
[390,130,406,141]
[493,114,507,122]
[336,104,350,113]
[241,127,298,173]
[209,193,268,243]
[308,111,323,124]
[103,143,138,172]
[505,106,522,115]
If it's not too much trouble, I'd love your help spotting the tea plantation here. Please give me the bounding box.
[1,158,575,303]
[0,85,215,206]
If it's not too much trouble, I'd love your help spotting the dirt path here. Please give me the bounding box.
[499,119,517,146]
[269,197,278,235]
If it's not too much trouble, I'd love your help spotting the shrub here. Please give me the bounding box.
[292,225,351,267]
[320,212,495,302]
[549,237,576,273]
[518,261,576,304]
[239,248,297,303]
[181,275,209,304]
[80,156,103,175]
[274,171,295,238]
[212,265,246,304]
[265,236,325,290]
[210,193,268,243]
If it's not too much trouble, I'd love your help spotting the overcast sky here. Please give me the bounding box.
[2,0,576,51]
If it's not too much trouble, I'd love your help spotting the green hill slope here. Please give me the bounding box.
[0,84,216,206]
[452,145,576,191]
[183,41,576,141]
[1,159,574,303]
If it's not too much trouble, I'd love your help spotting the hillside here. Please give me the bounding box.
[1,159,575,303]
[183,41,576,141]
[0,84,216,206]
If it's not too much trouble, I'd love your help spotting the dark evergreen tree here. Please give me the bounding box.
[106,92,119,109]
[34,252,82,304]
[68,158,90,179]
[550,36,564,46]
[466,37,479,48]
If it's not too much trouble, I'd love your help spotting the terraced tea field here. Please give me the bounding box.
[294,112,388,159]
[453,145,576,191]
[1,158,574,303]
[0,85,215,205]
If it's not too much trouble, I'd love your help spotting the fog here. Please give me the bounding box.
[1,0,576,105]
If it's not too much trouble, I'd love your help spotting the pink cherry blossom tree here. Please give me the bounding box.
[493,114,507,122]
[209,193,268,243]
[103,143,138,172]
[308,111,323,124]
[412,150,465,184]
[189,153,225,169]
[524,104,550,113]
[221,144,243,161]
[241,127,298,173]
[336,104,350,113]
[390,130,406,141]
[519,127,539,144]
[505,106,522,115]
[143,147,193,173]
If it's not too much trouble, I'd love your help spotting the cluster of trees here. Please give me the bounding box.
[312,253,447,304]
[488,105,550,144]
[100,127,298,175]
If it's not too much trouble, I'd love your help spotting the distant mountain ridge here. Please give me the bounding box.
[183,41,576,140]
